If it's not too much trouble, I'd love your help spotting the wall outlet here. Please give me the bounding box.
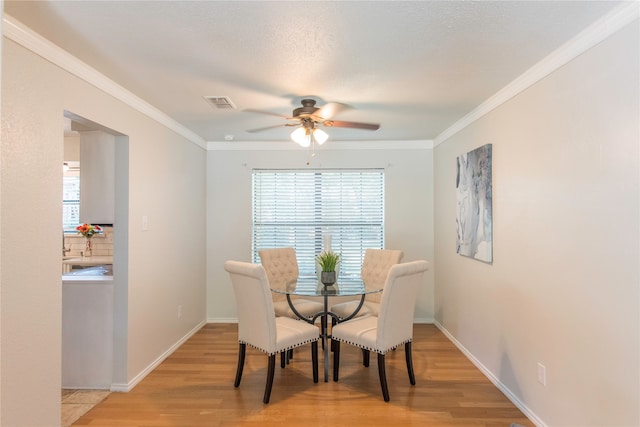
[537,362,546,386]
[177,305,182,319]
[142,215,149,231]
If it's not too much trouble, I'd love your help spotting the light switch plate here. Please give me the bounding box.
[537,362,546,386]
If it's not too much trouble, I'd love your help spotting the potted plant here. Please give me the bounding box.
[316,251,340,286]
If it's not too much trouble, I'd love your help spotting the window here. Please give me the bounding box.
[252,169,384,290]
[63,175,80,232]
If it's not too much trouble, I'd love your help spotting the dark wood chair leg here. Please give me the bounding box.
[332,340,341,381]
[331,317,337,351]
[311,341,319,383]
[362,349,370,367]
[234,343,246,387]
[263,354,276,404]
[405,342,416,385]
[377,353,390,402]
[280,349,291,365]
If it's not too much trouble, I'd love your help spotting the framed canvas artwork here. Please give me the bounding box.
[456,144,493,263]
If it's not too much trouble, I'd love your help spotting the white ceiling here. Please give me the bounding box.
[3,1,625,144]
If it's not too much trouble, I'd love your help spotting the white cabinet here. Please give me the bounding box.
[80,131,114,224]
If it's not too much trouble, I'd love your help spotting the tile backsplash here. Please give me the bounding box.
[63,226,113,257]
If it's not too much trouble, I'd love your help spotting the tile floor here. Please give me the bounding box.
[61,389,110,427]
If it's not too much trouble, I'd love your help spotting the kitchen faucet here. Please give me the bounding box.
[62,232,71,255]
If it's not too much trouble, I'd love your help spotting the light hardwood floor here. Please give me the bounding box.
[73,323,534,427]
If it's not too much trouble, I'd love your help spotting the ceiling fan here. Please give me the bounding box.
[245,99,380,147]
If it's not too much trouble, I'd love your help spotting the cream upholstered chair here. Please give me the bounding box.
[330,249,403,320]
[224,260,319,404]
[259,248,323,320]
[331,260,429,402]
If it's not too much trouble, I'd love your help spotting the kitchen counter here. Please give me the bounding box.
[62,256,112,273]
[62,275,113,282]
[62,256,113,266]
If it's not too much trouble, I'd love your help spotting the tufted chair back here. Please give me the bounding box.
[361,249,404,303]
[259,248,299,302]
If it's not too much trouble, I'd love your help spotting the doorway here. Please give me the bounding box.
[61,111,129,395]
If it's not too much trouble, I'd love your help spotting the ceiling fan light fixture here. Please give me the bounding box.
[291,127,311,147]
[247,99,380,145]
[313,128,328,145]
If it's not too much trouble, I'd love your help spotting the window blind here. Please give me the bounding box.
[63,175,80,232]
[252,169,384,291]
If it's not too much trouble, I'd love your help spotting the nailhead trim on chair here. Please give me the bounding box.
[330,337,412,355]
[239,338,320,356]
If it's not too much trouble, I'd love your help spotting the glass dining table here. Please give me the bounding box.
[271,280,382,382]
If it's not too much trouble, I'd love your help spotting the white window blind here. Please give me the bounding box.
[252,169,384,290]
[63,175,80,232]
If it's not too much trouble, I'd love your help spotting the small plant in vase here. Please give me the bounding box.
[76,223,102,257]
[316,251,340,286]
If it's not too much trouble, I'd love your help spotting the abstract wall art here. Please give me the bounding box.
[456,144,493,263]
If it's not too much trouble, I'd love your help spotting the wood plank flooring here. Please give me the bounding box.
[73,323,534,427]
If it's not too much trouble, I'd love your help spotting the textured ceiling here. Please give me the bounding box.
[4,1,624,143]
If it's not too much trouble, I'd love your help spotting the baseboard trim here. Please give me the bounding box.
[110,320,207,392]
[433,320,547,427]
[206,317,238,324]
[206,317,433,324]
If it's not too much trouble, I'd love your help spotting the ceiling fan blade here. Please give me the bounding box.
[323,120,380,131]
[315,102,351,120]
[246,123,297,133]
[243,108,293,120]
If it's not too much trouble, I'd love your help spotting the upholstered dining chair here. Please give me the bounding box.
[259,248,324,320]
[224,260,319,404]
[331,260,429,402]
[330,249,403,320]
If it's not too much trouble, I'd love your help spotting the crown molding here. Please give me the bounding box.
[2,14,207,150]
[434,1,640,147]
[207,139,433,151]
[6,1,636,152]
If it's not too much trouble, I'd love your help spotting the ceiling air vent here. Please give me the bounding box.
[204,96,236,110]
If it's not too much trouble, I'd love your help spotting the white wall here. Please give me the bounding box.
[1,37,207,425]
[433,21,639,426]
[206,146,435,322]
